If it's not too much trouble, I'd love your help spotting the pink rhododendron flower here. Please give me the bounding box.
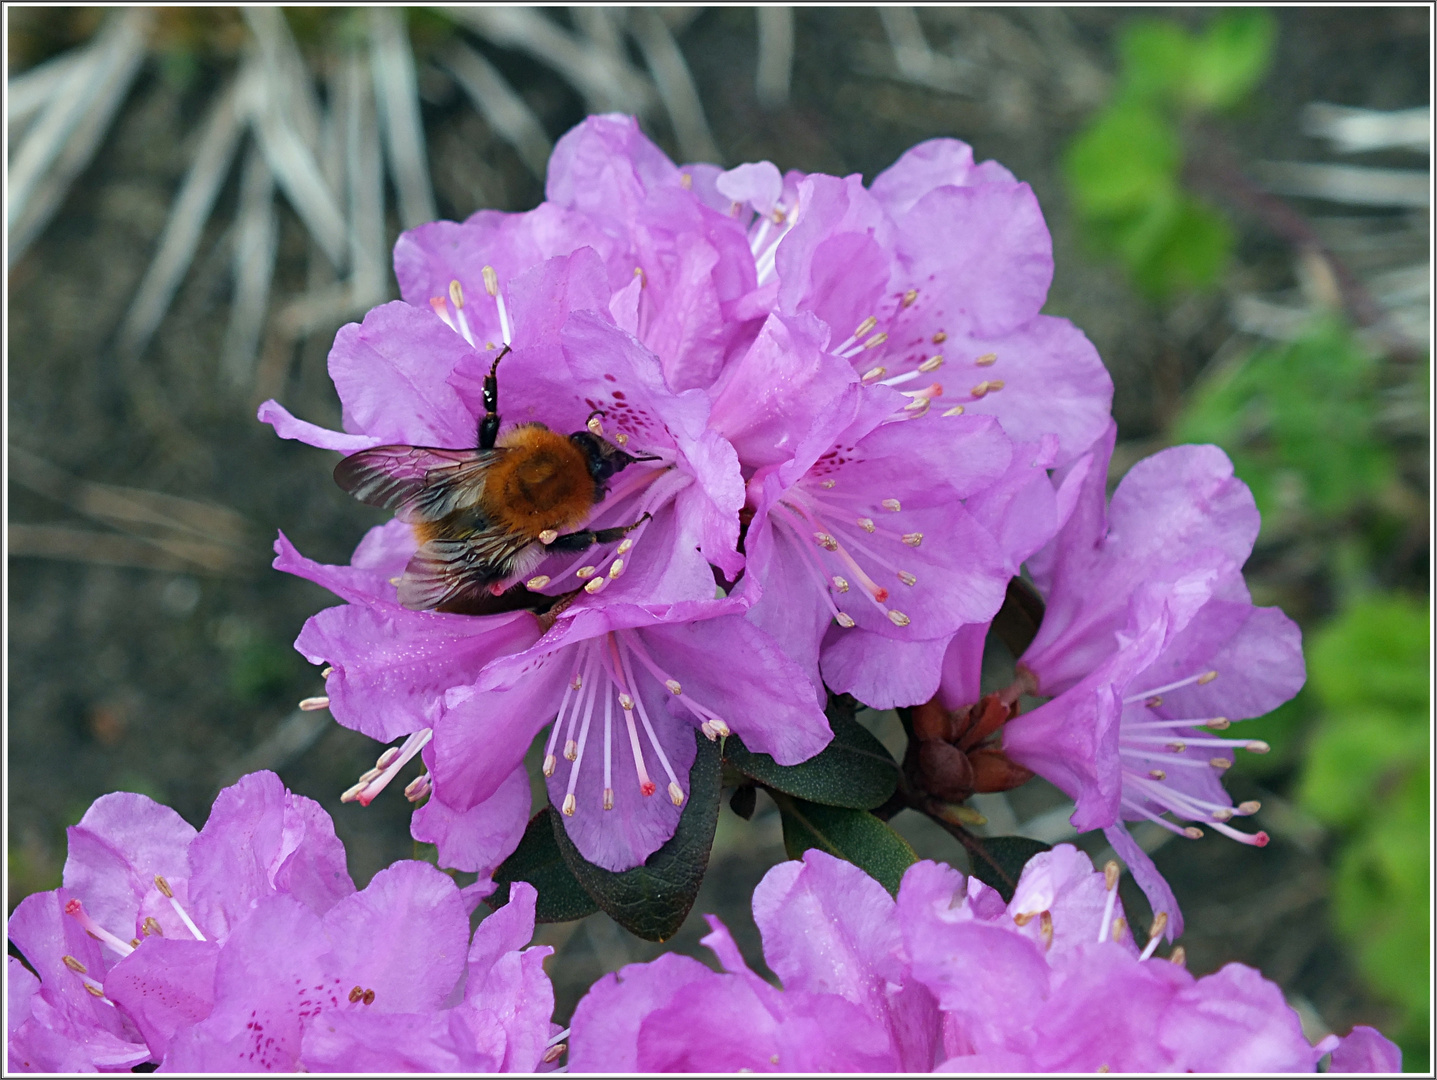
[568,847,1396,1073]
[999,430,1305,937]
[6,772,555,1072]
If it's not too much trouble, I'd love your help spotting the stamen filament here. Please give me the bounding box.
[1123,671,1219,703]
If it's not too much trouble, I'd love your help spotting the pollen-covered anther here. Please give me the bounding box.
[526,574,551,589]
[813,532,839,551]
[543,1043,568,1064]
[852,315,878,339]
[942,405,966,416]
[539,529,559,544]
[341,781,367,803]
[887,610,911,627]
[898,570,916,586]
[603,788,614,810]
[668,782,686,806]
[836,613,856,628]
[1149,769,1167,780]
[363,989,375,1005]
[543,754,557,777]
[404,773,431,802]
[608,559,625,579]
[86,984,107,998]
[1198,670,1218,684]
[861,366,887,383]
[932,330,947,343]
[1039,910,1054,950]
[584,576,607,594]
[1210,757,1233,770]
[587,414,604,437]
[142,917,163,937]
[480,266,498,297]
[154,875,175,899]
[348,986,363,1003]
[570,674,583,690]
[857,516,876,533]
[975,352,998,366]
[902,288,918,307]
[63,955,87,973]
[1205,717,1231,730]
[298,696,329,712]
[1169,945,1187,967]
[1145,695,1163,708]
[919,354,944,372]
[707,718,731,737]
[389,576,403,586]
[881,498,901,512]
[376,746,401,770]
[970,379,1005,398]
[665,679,682,696]
[575,565,598,579]
[1211,807,1234,821]
[564,739,578,761]
[321,666,334,678]
[618,693,635,710]
[862,332,889,350]
[616,537,635,555]
[829,575,850,593]
[1183,826,1204,839]
[902,532,923,547]
[1104,860,1120,890]
[1165,741,1186,753]
[614,432,630,446]
[1111,916,1127,942]
[1237,800,1261,815]
[1245,740,1271,754]
[820,479,836,489]
[562,794,577,817]
[1012,909,1039,927]
[357,767,383,785]
[448,279,465,308]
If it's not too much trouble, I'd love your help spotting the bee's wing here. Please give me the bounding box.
[334,445,505,524]
[397,534,544,613]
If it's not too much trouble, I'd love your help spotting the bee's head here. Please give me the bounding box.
[568,430,661,486]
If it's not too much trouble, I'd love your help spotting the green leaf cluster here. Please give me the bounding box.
[1297,594,1430,1063]
[1173,319,1396,531]
[1063,10,1276,299]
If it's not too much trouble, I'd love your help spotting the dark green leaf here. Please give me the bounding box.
[550,730,723,941]
[772,793,917,897]
[724,697,899,809]
[966,836,1052,902]
[729,783,757,820]
[488,809,598,923]
[993,576,1046,657]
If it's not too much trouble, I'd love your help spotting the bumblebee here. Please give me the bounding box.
[334,347,657,613]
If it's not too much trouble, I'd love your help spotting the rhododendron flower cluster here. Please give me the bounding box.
[568,847,1400,1073]
[6,773,556,1073]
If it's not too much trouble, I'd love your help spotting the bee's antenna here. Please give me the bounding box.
[629,453,664,462]
[586,408,607,422]
[489,343,511,377]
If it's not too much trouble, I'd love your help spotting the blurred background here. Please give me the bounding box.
[6,6,1430,1067]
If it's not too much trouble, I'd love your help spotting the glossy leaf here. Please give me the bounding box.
[487,809,598,923]
[772,793,917,897]
[723,697,899,810]
[966,835,1053,903]
[550,730,723,941]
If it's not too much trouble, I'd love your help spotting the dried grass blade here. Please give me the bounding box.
[7,525,254,576]
[7,48,88,130]
[630,8,720,165]
[222,142,279,388]
[369,8,436,228]
[755,6,794,109]
[440,41,552,180]
[343,50,389,305]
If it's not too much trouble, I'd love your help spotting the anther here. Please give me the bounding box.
[902,289,918,308]
[1166,742,1186,753]
[1183,826,1204,839]
[449,279,465,308]
[1237,800,1261,815]
[633,266,646,286]
[680,172,693,189]
[832,575,850,592]
[665,679,682,696]
[918,354,944,372]
[543,755,557,777]
[887,610,911,627]
[970,380,1005,398]
[975,352,997,366]
[527,575,551,589]
[813,532,839,551]
[1211,808,1234,821]
[857,517,876,532]
[1197,670,1218,684]
[298,696,329,711]
[587,414,604,437]
[575,565,598,579]
[571,674,584,690]
[942,405,966,416]
[130,939,141,948]
[321,666,334,678]
[86,984,106,998]
[881,498,901,512]
[616,537,635,555]
[932,331,947,344]
[708,719,731,737]
[154,875,174,899]
[363,989,375,1005]
[836,613,856,628]
[564,739,578,761]
[603,787,614,810]
[609,559,625,579]
[1245,741,1271,754]
[142,917,163,937]
[539,529,558,545]
[1209,757,1232,770]
[404,773,431,803]
[820,479,836,489]
[1205,718,1231,730]
[1111,916,1127,942]
[1012,910,1037,927]
[1169,946,1187,967]
[618,693,635,710]
[584,577,607,594]
[668,782,685,806]
[1039,910,1054,950]
[862,332,889,350]
[544,1043,569,1064]
[853,316,877,339]
[902,532,923,547]
[341,781,368,803]
[390,576,403,586]
[1145,696,1163,708]
[63,955,87,973]
[1149,769,1167,780]
[1104,861,1120,891]
[614,432,629,446]
[861,366,887,383]
[481,266,499,297]
[357,768,383,786]
[898,571,916,586]
[562,794,577,817]
[349,986,363,1003]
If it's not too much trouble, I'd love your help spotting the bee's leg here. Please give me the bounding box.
[544,513,651,552]
[478,344,511,450]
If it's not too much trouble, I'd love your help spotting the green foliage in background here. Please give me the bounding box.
[1063,9,1276,299]
[1300,596,1430,1068]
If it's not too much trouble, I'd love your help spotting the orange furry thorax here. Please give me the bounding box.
[480,423,595,538]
